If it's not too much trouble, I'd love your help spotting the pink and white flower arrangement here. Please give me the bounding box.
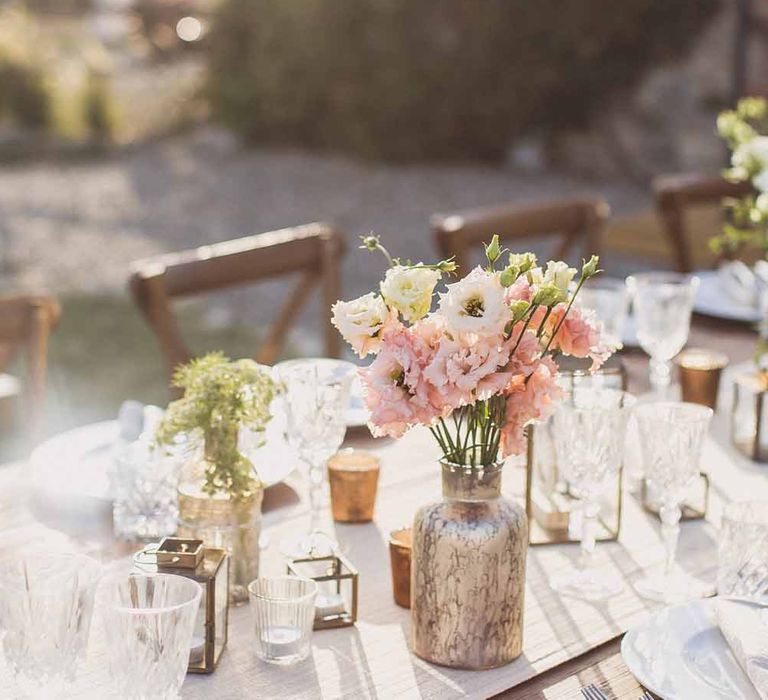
[332,235,614,466]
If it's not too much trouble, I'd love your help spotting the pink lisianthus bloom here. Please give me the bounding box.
[424,333,511,409]
[505,277,533,304]
[498,356,563,457]
[359,325,440,438]
[542,304,614,371]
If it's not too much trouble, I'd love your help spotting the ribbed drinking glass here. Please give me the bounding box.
[634,401,713,603]
[0,553,101,698]
[97,572,202,700]
[626,272,699,396]
[550,388,636,600]
[718,500,768,598]
[276,358,356,557]
[248,576,317,665]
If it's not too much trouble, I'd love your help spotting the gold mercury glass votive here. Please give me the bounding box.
[327,449,380,523]
[389,527,412,608]
[676,348,729,410]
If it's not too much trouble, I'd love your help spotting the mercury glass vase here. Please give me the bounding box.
[411,460,528,669]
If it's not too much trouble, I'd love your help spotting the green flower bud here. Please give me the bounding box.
[581,255,600,279]
[532,283,564,307]
[484,234,501,264]
[510,299,530,322]
[500,267,519,287]
[509,252,537,274]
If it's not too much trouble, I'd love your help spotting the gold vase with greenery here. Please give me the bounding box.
[156,352,276,604]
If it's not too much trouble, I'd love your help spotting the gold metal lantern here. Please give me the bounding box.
[286,552,358,630]
[136,537,229,674]
[525,355,626,546]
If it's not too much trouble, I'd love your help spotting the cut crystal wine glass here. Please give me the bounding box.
[276,358,356,557]
[550,388,636,600]
[576,277,629,349]
[0,553,101,698]
[97,572,202,700]
[634,401,713,603]
[626,272,699,397]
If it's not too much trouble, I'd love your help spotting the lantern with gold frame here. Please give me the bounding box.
[135,537,229,674]
[286,552,358,630]
[731,370,768,461]
[525,354,626,546]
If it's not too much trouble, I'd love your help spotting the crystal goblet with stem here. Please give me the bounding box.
[626,272,699,397]
[550,388,636,600]
[276,358,356,557]
[634,401,713,603]
[576,277,630,349]
[0,553,102,698]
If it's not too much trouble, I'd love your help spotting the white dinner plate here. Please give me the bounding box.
[694,270,761,324]
[621,598,759,700]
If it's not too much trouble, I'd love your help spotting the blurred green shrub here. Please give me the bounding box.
[207,0,720,161]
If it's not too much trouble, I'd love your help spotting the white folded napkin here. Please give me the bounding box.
[716,598,768,699]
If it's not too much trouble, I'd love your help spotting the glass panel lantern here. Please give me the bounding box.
[136,537,229,674]
[526,355,626,546]
[731,371,768,461]
[286,553,358,630]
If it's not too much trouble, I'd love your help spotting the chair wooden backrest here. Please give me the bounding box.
[129,223,345,378]
[0,294,61,440]
[653,172,752,273]
[432,197,609,273]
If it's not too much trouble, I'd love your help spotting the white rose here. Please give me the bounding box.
[543,260,577,298]
[331,293,393,358]
[437,266,511,336]
[380,265,440,323]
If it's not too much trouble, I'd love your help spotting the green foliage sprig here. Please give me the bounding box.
[156,352,276,500]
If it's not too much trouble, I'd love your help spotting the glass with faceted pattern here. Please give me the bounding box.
[634,401,713,603]
[97,572,202,700]
[0,553,101,698]
[718,500,768,599]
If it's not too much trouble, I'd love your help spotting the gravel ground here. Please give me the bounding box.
[0,128,650,353]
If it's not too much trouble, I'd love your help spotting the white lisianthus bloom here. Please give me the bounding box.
[754,168,768,193]
[527,266,544,287]
[438,266,511,336]
[331,293,395,358]
[380,265,441,323]
[733,136,768,167]
[543,260,577,300]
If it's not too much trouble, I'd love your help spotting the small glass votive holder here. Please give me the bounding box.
[676,348,728,410]
[248,576,317,665]
[718,501,768,598]
[389,527,412,608]
[327,449,380,523]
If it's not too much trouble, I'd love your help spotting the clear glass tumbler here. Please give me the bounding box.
[97,572,202,700]
[634,401,713,603]
[248,576,318,665]
[0,553,101,698]
[576,277,629,349]
[550,388,636,600]
[626,272,699,396]
[718,500,768,598]
[276,358,356,557]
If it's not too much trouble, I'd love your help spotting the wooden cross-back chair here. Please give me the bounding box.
[0,294,61,442]
[432,197,609,273]
[653,173,752,273]
[129,223,345,379]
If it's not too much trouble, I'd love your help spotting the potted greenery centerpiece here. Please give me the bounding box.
[156,352,276,604]
[332,236,611,669]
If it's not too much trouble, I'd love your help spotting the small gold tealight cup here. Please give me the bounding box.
[388,527,412,609]
[676,348,729,410]
[327,449,380,523]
